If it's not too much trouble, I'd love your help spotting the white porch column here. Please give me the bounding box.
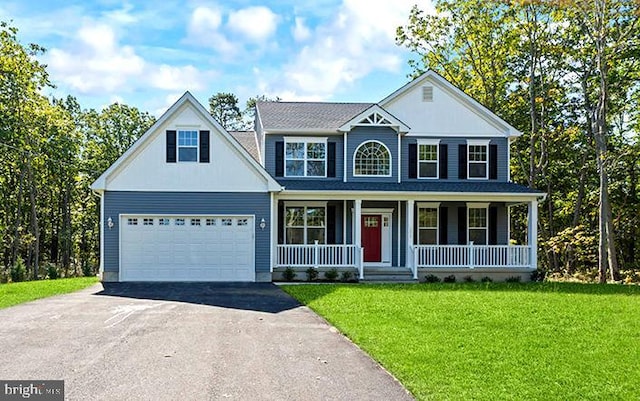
[528,200,538,269]
[406,199,415,268]
[354,199,362,247]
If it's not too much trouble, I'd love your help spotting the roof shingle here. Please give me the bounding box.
[256,102,374,131]
[229,131,260,162]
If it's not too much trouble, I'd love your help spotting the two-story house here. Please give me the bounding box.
[92,70,544,282]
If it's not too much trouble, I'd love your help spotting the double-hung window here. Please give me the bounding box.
[468,203,488,245]
[285,138,327,177]
[418,139,439,179]
[417,203,439,244]
[178,130,198,162]
[467,140,489,179]
[285,204,326,244]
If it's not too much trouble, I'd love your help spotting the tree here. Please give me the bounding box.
[208,92,242,130]
[242,95,280,129]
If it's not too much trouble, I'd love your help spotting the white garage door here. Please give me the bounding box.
[120,215,255,282]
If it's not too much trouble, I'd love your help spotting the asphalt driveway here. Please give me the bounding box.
[0,283,413,401]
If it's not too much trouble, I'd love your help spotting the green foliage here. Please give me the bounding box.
[530,269,547,282]
[208,92,242,130]
[305,267,319,281]
[340,271,353,282]
[424,274,441,283]
[481,276,493,283]
[46,263,58,280]
[283,283,640,400]
[324,268,339,282]
[443,275,456,283]
[505,276,522,283]
[463,275,475,283]
[10,258,26,282]
[282,266,297,281]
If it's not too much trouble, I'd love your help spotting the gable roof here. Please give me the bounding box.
[380,70,522,137]
[229,131,260,162]
[338,104,410,133]
[91,92,281,191]
[256,101,373,132]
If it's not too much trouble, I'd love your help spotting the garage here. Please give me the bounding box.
[119,215,255,282]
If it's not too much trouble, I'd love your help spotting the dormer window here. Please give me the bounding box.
[284,137,326,177]
[354,141,391,176]
[178,130,198,162]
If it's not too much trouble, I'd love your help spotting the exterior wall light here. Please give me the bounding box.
[107,217,114,230]
[259,218,266,230]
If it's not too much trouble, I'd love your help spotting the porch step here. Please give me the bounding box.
[361,268,417,283]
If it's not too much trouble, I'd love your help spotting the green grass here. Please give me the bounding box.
[282,283,640,401]
[0,277,99,309]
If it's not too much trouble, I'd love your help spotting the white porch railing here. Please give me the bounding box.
[276,242,360,268]
[413,243,532,269]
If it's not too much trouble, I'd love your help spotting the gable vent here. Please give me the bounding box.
[422,86,433,102]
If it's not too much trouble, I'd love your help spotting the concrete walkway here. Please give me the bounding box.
[0,283,413,400]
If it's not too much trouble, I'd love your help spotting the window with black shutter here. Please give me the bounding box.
[199,130,210,163]
[166,130,176,163]
[275,141,284,177]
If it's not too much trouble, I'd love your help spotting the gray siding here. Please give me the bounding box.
[264,134,344,180]
[103,191,271,276]
[439,202,508,245]
[401,137,508,182]
[347,127,399,182]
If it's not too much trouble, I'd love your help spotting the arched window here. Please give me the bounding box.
[354,141,391,176]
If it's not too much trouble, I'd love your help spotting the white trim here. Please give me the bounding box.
[343,131,348,182]
[98,191,105,277]
[342,200,347,244]
[284,201,328,207]
[379,70,522,137]
[354,200,362,248]
[283,137,328,178]
[338,104,410,133]
[397,133,401,183]
[466,139,491,146]
[177,129,199,163]
[353,140,393,177]
[467,204,489,246]
[91,92,282,192]
[466,141,489,180]
[416,140,440,180]
[283,202,328,244]
[417,205,439,245]
[397,200,401,266]
[406,200,415,268]
[417,202,441,208]
[277,191,544,203]
[361,208,393,266]
[270,192,275,273]
[507,137,512,182]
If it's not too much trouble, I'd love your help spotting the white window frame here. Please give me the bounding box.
[353,140,392,177]
[467,202,489,245]
[467,139,490,180]
[284,201,327,244]
[417,202,440,245]
[284,137,327,178]
[417,139,440,179]
[177,130,199,163]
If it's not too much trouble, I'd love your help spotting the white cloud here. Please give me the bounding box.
[227,6,279,42]
[185,6,235,55]
[292,17,311,42]
[148,65,205,91]
[102,3,138,24]
[265,0,433,100]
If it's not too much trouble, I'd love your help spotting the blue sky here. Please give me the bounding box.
[1,1,434,116]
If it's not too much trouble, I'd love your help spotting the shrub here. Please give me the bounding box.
[505,276,522,283]
[324,268,339,281]
[46,263,59,280]
[463,275,475,283]
[424,274,441,283]
[306,267,319,281]
[11,258,27,282]
[283,267,297,281]
[530,269,547,282]
[82,263,93,277]
[443,275,456,283]
[481,276,493,283]
[340,271,353,282]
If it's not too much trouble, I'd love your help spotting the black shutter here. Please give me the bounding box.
[439,144,448,179]
[327,142,336,177]
[408,143,417,179]
[457,206,467,244]
[166,130,176,163]
[439,207,448,245]
[327,205,336,244]
[489,206,498,245]
[278,202,284,244]
[458,144,467,179]
[199,130,210,163]
[489,144,498,180]
[275,141,284,177]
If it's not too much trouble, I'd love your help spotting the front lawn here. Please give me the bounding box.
[282,283,640,400]
[0,277,99,309]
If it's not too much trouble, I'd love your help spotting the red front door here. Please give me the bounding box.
[362,215,382,262]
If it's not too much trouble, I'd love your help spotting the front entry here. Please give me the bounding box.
[362,215,382,262]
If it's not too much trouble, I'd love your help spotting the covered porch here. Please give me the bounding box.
[270,193,541,281]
